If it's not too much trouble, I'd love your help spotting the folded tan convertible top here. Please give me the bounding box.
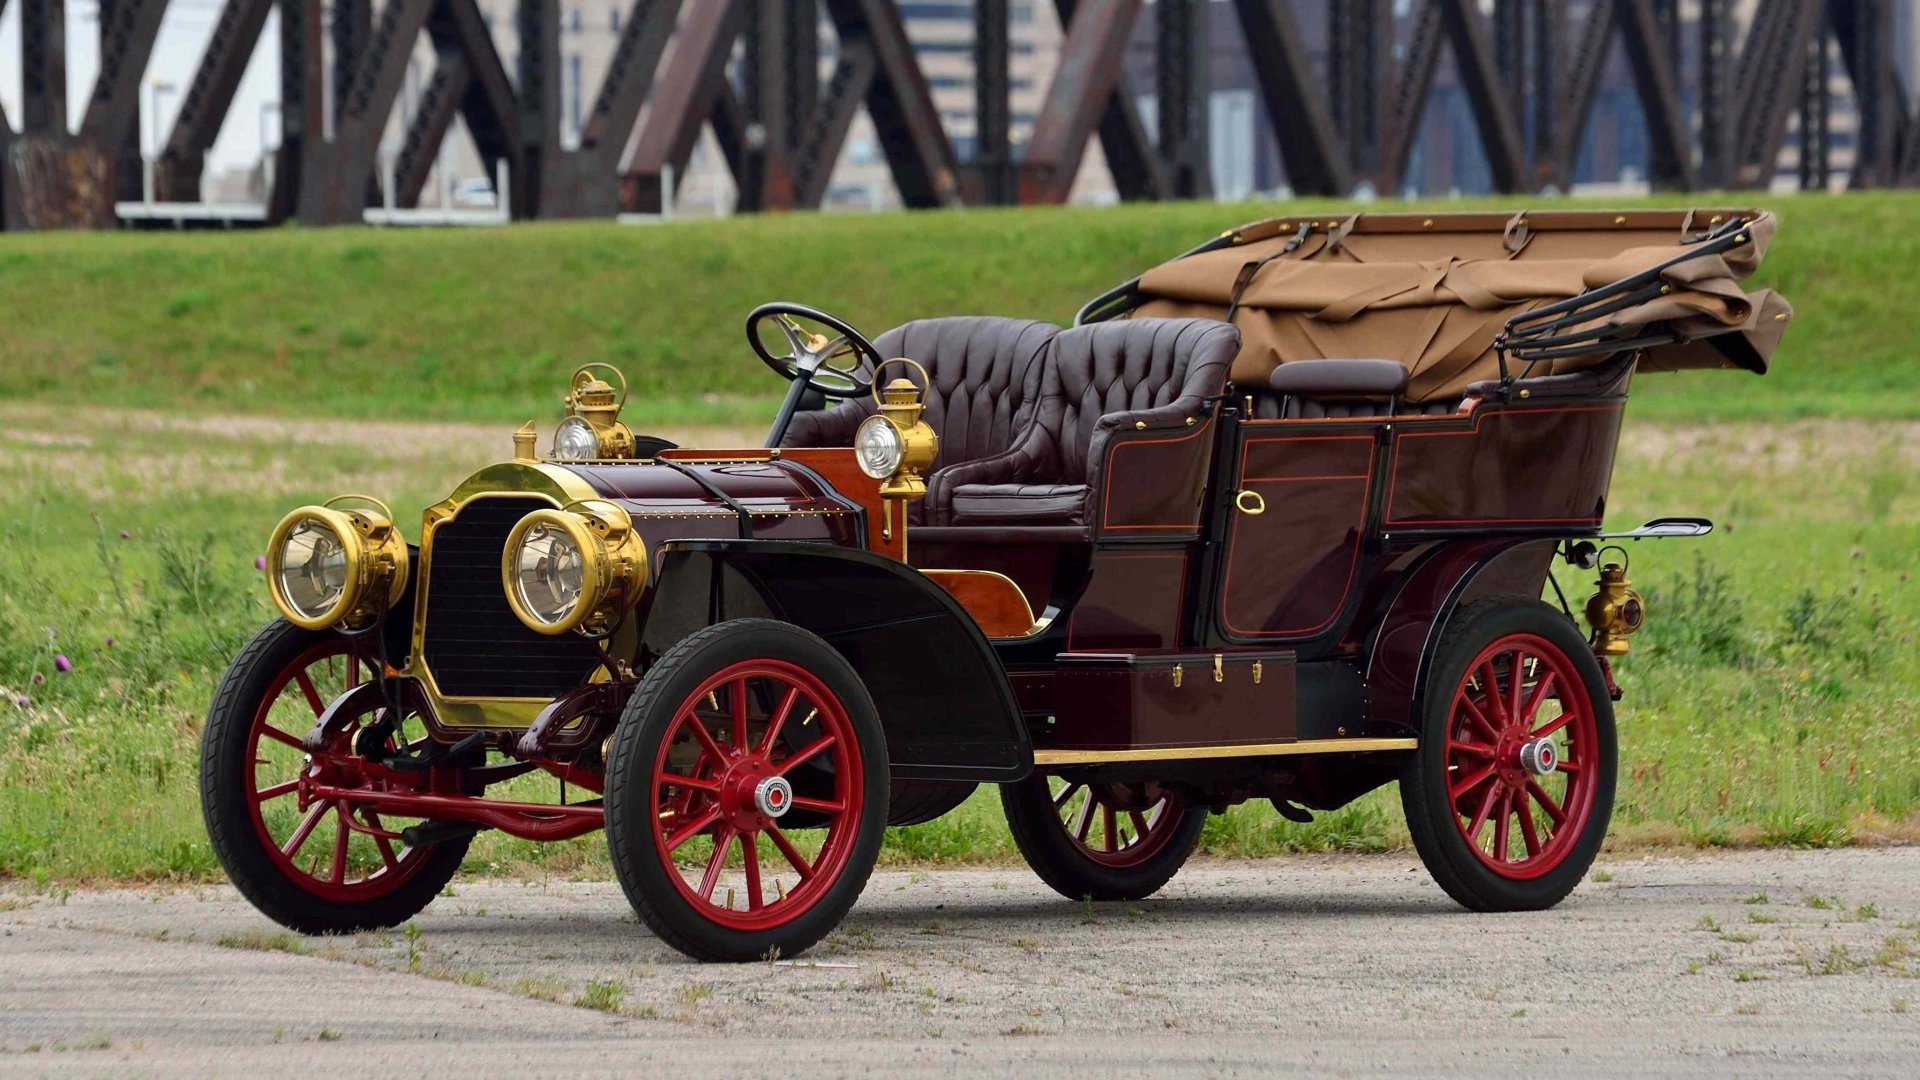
[1127,208,1793,402]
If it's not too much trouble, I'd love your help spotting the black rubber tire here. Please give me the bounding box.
[1399,598,1617,913]
[199,620,468,935]
[1000,777,1207,902]
[887,780,978,827]
[604,619,890,962]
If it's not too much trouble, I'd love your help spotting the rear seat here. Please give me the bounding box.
[1241,358,1461,420]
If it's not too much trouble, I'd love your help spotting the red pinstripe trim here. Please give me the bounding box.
[1220,453,1375,639]
[1382,403,1624,527]
[1100,415,1216,532]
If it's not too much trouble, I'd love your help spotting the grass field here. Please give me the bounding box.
[2,193,1918,884]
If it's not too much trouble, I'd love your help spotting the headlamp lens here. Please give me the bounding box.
[512,522,586,626]
[552,416,600,461]
[277,517,350,622]
[855,415,904,479]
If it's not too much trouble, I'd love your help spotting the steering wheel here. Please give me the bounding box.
[746,302,884,400]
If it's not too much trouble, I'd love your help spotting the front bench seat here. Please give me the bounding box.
[778,316,1060,524]
[933,318,1240,528]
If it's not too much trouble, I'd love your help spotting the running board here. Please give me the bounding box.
[1032,737,1418,767]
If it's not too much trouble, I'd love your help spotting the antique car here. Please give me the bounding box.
[201,208,1789,962]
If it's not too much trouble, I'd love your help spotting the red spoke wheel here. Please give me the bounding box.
[1401,599,1616,913]
[605,620,888,962]
[201,621,470,934]
[1001,776,1205,902]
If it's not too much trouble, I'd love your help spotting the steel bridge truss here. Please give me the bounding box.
[0,0,1914,230]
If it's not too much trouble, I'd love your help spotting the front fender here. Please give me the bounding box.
[640,541,1031,783]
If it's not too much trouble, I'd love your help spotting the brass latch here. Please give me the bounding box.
[1213,655,1224,683]
[1172,664,1183,688]
[1252,660,1263,685]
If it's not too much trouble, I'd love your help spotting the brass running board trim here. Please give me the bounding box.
[1032,737,1418,766]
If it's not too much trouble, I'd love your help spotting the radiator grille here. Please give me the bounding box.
[420,497,601,699]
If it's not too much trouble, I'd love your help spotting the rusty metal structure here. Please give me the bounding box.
[1,0,1915,230]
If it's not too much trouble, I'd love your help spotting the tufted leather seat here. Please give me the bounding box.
[935,319,1240,527]
[779,316,1060,523]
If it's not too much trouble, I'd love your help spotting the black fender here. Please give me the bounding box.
[638,540,1031,783]
[1361,538,1561,735]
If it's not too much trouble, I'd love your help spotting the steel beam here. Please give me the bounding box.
[1156,0,1210,199]
[795,41,878,207]
[1433,0,1527,194]
[1381,0,1443,192]
[297,0,435,224]
[1698,0,1731,187]
[393,55,470,208]
[1232,0,1349,195]
[423,0,522,196]
[624,0,747,214]
[158,0,275,201]
[827,0,961,208]
[974,0,1014,204]
[1614,0,1697,189]
[19,0,67,136]
[1017,0,1141,203]
[1731,0,1822,188]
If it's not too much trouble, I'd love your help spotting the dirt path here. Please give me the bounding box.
[3,849,1917,1076]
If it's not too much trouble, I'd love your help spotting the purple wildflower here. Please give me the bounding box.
[119,529,131,540]
[104,635,116,647]
[12,695,27,708]
[255,555,268,571]
[53,655,72,674]
[32,672,45,685]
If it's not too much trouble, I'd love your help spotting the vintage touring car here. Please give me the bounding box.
[203,208,1790,961]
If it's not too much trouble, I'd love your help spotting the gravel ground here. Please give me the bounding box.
[2,849,1917,1077]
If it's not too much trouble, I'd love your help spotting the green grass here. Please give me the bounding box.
[2,195,1918,883]
[2,193,1918,427]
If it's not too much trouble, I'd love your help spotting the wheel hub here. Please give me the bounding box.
[1517,738,1558,777]
[754,775,793,818]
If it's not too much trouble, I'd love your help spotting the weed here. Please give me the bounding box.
[1696,915,1721,932]
[575,980,627,1013]
[1804,895,1839,910]
[215,930,311,956]
[1744,893,1770,905]
[1748,912,1780,924]
[315,1029,342,1042]
[677,984,713,1007]
[1591,868,1614,883]
[512,976,567,1003]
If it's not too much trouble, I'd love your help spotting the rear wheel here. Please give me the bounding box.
[1001,776,1206,901]
[200,620,468,934]
[604,620,889,962]
[1400,598,1616,912]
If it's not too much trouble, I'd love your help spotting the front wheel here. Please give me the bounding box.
[1400,598,1617,912]
[604,620,889,962]
[1001,776,1206,901]
[200,620,468,934]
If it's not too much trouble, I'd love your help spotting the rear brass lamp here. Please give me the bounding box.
[1584,547,1645,657]
[501,499,648,637]
[550,364,637,461]
[265,496,410,631]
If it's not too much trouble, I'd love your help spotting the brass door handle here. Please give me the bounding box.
[1235,490,1266,515]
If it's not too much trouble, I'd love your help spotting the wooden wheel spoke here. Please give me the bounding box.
[788,796,845,814]
[1102,805,1118,853]
[281,800,332,860]
[775,734,837,777]
[1070,795,1095,842]
[758,686,801,756]
[1128,810,1149,843]
[1449,763,1496,800]
[697,828,734,901]
[1051,782,1083,810]
[293,671,326,717]
[1532,711,1573,740]
[660,773,721,793]
[1520,671,1559,728]
[1458,697,1500,742]
[680,710,730,766]
[329,806,350,884]
[742,837,764,911]
[1491,796,1512,862]
[1478,661,1508,724]
[731,677,750,754]
[765,824,815,880]
[1527,781,1568,826]
[254,779,299,804]
[259,724,304,751]
[1515,791,1543,858]
[1505,650,1526,727]
[1465,783,1501,842]
[1553,758,1582,774]
[1447,736,1495,760]
[664,806,723,852]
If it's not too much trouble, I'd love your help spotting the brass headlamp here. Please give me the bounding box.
[501,499,648,636]
[1584,546,1645,657]
[265,495,410,631]
[854,359,939,542]
[550,364,637,461]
